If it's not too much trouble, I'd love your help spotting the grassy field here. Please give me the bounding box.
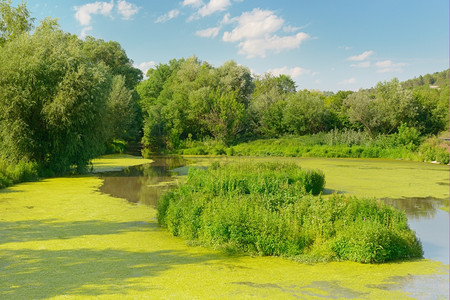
[0,155,448,298]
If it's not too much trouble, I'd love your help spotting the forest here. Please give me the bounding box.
[0,0,449,188]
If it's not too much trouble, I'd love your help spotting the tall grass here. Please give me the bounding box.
[157,161,422,263]
[176,130,449,164]
[0,160,40,189]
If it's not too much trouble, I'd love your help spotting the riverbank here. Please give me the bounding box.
[175,134,450,165]
[0,155,448,298]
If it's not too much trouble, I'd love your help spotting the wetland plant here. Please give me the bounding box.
[157,161,423,263]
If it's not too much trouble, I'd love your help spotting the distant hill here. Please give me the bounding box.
[402,69,449,89]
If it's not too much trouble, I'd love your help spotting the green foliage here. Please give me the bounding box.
[138,57,254,153]
[0,0,34,46]
[106,75,139,142]
[0,159,39,189]
[177,131,448,164]
[0,17,141,175]
[157,161,422,263]
[283,90,334,135]
[418,137,450,164]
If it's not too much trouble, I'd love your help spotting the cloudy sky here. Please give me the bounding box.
[25,0,449,91]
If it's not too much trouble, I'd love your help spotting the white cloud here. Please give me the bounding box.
[196,26,221,38]
[350,61,371,68]
[221,9,310,58]
[117,0,139,20]
[182,0,203,7]
[221,13,231,24]
[375,60,407,73]
[283,25,301,33]
[155,9,180,23]
[198,0,231,17]
[223,9,284,42]
[74,1,114,26]
[74,1,139,37]
[347,50,374,61]
[237,32,309,58]
[80,26,93,38]
[338,77,357,85]
[267,66,310,78]
[135,61,156,77]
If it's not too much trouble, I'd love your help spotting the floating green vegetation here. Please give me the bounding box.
[158,161,423,263]
[90,154,153,172]
[0,155,447,298]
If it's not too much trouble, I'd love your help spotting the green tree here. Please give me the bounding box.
[0,20,112,173]
[0,0,33,46]
[283,90,332,135]
[250,74,296,137]
[106,75,138,142]
[204,90,246,144]
[345,79,417,137]
[82,36,142,89]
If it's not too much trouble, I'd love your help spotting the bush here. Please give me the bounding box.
[0,159,40,189]
[418,137,449,164]
[157,161,422,263]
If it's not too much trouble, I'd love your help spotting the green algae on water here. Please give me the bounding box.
[0,155,448,299]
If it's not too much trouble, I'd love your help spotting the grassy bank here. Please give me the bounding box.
[158,161,423,263]
[175,131,449,164]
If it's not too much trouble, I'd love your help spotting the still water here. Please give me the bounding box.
[98,156,449,265]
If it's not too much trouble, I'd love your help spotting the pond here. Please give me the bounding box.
[97,155,449,298]
[1,155,447,298]
[99,156,449,265]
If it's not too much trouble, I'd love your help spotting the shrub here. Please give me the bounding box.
[0,159,39,189]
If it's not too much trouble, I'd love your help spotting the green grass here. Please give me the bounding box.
[176,133,450,164]
[157,160,423,263]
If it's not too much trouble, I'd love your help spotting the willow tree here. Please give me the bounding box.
[0,0,33,46]
[0,20,112,173]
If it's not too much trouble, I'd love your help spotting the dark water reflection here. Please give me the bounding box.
[98,156,189,207]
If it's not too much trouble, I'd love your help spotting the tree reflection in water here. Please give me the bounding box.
[98,156,189,207]
[380,197,448,220]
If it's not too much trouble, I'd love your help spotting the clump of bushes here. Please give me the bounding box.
[0,160,39,189]
[157,161,422,263]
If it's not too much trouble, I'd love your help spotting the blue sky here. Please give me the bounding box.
[24,0,449,92]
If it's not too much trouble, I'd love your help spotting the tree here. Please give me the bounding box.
[374,78,416,134]
[0,20,112,173]
[82,36,142,89]
[215,60,254,107]
[204,90,246,144]
[283,90,332,135]
[344,90,380,138]
[345,79,416,137]
[0,0,33,46]
[106,75,138,142]
[250,74,295,137]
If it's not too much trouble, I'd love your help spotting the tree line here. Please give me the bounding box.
[137,57,448,153]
